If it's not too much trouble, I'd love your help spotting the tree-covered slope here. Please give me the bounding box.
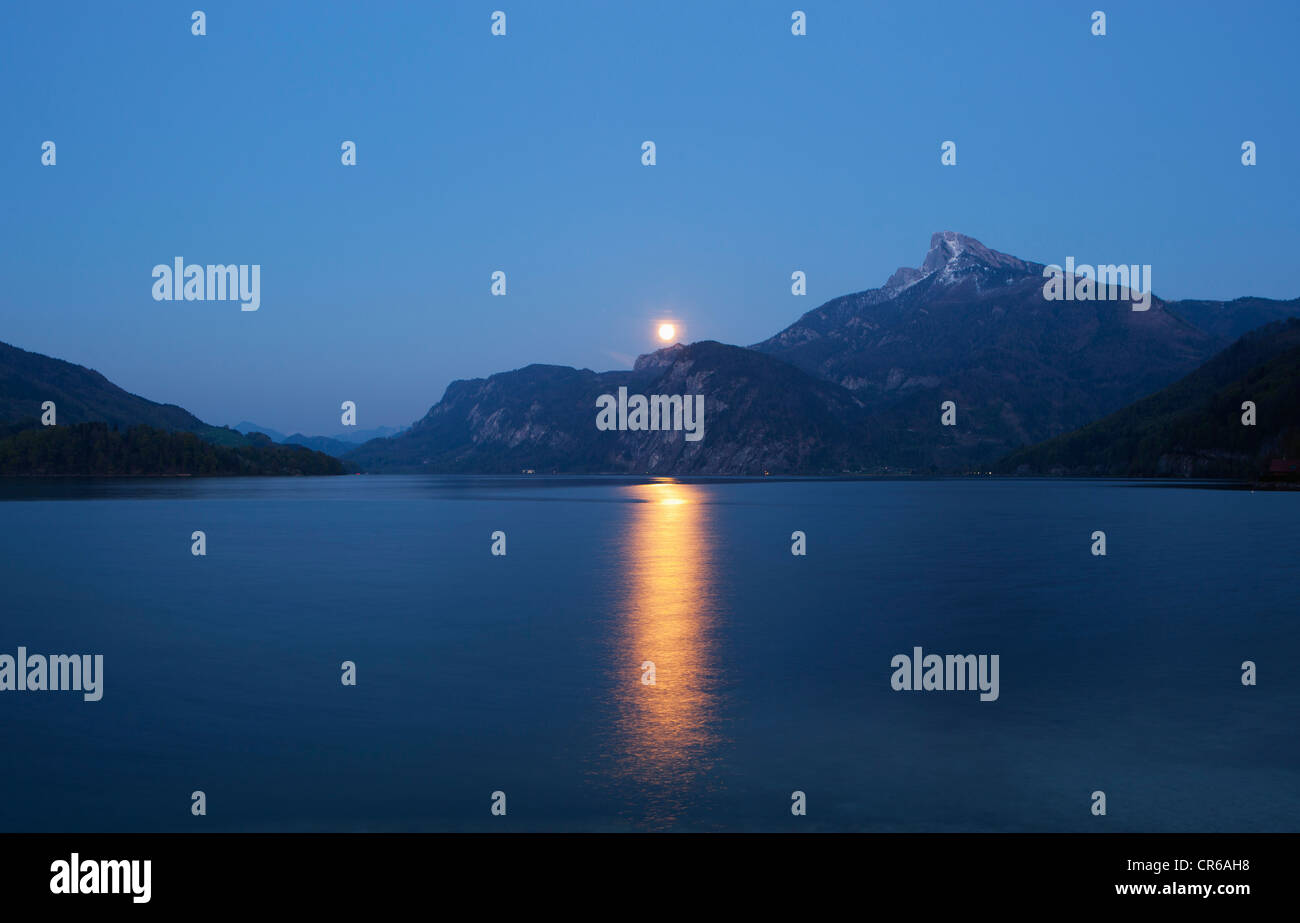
[0,421,348,477]
[997,319,1300,477]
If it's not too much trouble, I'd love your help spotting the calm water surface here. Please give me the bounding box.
[0,475,1295,831]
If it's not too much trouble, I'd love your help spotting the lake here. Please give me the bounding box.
[0,475,1295,831]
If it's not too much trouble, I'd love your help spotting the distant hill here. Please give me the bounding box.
[232,421,408,456]
[346,341,896,475]
[997,319,1300,478]
[282,433,355,457]
[231,421,288,442]
[0,421,348,477]
[331,425,407,444]
[1165,297,1300,341]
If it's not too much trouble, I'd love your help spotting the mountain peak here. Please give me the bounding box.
[880,232,1030,294]
[919,231,1027,274]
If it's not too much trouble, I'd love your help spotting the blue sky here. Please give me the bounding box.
[2,1,1297,434]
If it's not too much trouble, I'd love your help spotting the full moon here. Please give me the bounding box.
[658,323,676,341]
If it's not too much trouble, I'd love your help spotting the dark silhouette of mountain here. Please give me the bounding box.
[997,319,1300,478]
[750,231,1283,466]
[0,340,344,475]
[347,341,897,474]
[0,421,347,477]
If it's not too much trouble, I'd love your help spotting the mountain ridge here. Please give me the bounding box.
[347,231,1298,474]
[7,231,1298,477]
[346,340,897,474]
[0,340,347,475]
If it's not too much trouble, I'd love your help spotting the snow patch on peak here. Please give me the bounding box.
[876,232,1034,297]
